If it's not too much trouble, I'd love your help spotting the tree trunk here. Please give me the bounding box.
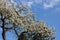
[1,19,6,40]
[2,29,6,40]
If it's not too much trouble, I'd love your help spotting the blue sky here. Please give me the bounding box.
[0,0,60,40]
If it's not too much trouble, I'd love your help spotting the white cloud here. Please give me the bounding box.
[43,0,60,9]
[34,0,42,3]
[21,1,33,8]
[19,0,43,8]
[24,0,60,9]
[26,2,33,8]
[43,3,53,9]
[7,0,60,9]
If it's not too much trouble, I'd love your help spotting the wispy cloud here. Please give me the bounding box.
[22,1,33,8]
[34,0,42,3]
[7,0,60,9]
[43,3,53,9]
[43,0,60,9]
[27,2,33,8]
